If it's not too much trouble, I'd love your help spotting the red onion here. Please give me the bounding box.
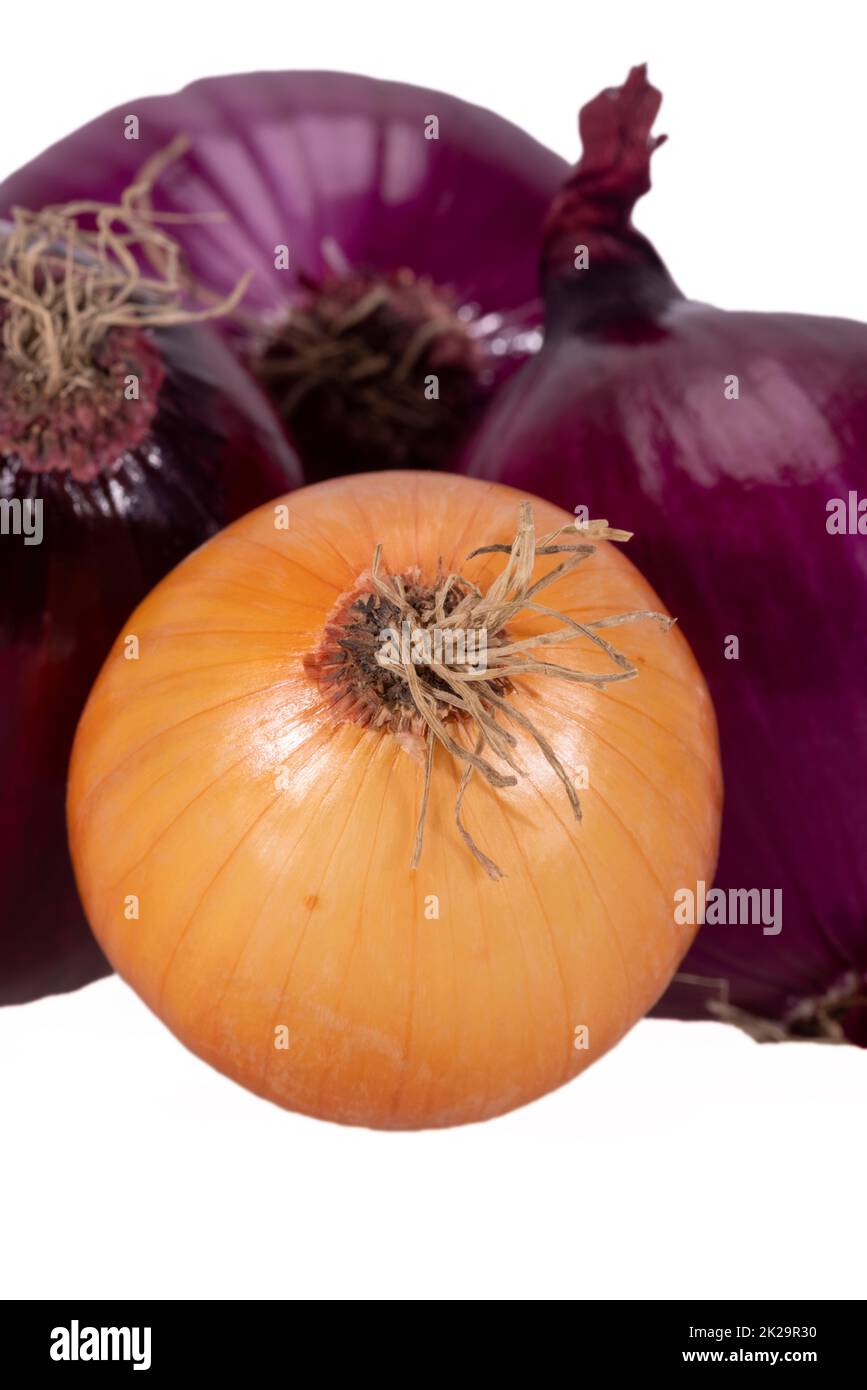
[0,170,301,1005]
[463,66,867,1045]
[0,71,566,481]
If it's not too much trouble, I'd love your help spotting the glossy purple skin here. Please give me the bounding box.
[0,324,301,1004]
[464,68,867,1042]
[0,71,567,333]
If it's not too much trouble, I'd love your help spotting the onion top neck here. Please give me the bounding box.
[541,63,683,339]
[305,503,672,878]
[0,138,248,481]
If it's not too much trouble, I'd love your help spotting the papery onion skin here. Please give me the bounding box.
[0,72,567,479]
[463,66,867,1044]
[67,471,721,1129]
[1,322,302,1005]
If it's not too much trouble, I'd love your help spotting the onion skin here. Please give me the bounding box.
[0,322,301,1005]
[0,70,565,344]
[463,67,867,1043]
[67,472,721,1129]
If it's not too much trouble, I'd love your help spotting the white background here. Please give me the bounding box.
[2,0,865,1301]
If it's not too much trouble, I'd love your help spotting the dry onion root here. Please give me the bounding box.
[305,503,673,879]
[0,137,248,403]
[251,263,494,481]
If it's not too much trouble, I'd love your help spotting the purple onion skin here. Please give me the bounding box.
[0,325,301,1005]
[0,70,566,339]
[463,67,867,1044]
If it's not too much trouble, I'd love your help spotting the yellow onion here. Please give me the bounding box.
[68,472,721,1128]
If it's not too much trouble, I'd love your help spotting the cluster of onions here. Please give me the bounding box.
[4,60,861,1128]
